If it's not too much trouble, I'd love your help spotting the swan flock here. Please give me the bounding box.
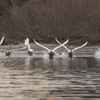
[0,36,88,58]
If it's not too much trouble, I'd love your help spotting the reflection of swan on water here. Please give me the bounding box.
[55,37,88,58]
[25,56,31,69]
[34,39,69,59]
[0,36,5,45]
[0,45,26,56]
[25,38,34,56]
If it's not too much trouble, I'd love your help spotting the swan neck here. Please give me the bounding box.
[28,44,30,50]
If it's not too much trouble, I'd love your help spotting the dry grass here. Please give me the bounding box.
[0,0,100,45]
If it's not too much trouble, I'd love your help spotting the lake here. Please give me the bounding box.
[0,51,100,100]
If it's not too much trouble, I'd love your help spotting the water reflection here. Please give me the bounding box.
[0,52,100,99]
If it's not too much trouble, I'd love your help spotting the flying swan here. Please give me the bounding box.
[55,37,88,58]
[25,38,33,55]
[34,39,69,59]
[0,45,26,56]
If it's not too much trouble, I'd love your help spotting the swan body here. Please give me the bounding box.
[55,37,88,58]
[25,38,33,56]
[0,36,5,45]
[67,51,73,58]
[0,45,26,56]
[28,49,33,56]
[48,51,55,59]
[6,51,11,56]
[34,39,69,59]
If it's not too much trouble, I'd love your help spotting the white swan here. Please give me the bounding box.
[0,45,26,56]
[0,36,5,45]
[55,37,88,58]
[25,38,33,55]
[34,39,69,59]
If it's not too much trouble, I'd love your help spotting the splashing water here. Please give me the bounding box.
[94,47,100,58]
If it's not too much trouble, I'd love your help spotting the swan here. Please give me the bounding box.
[25,38,33,56]
[34,39,69,59]
[0,45,26,56]
[0,36,5,45]
[55,37,88,58]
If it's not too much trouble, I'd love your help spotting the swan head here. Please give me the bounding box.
[48,51,55,59]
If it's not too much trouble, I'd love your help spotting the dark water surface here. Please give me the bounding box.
[0,51,100,100]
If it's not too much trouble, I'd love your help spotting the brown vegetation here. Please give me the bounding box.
[0,0,100,45]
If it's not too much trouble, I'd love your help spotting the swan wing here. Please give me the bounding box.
[27,44,31,50]
[0,36,5,45]
[55,37,70,52]
[34,39,50,52]
[25,38,29,46]
[11,47,27,52]
[72,41,88,52]
[55,37,62,44]
[53,38,69,52]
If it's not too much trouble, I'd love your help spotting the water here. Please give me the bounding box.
[0,51,100,100]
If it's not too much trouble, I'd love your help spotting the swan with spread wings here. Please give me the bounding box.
[34,39,69,59]
[0,37,26,56]
[55,37,88,58]
[0,45,26,56]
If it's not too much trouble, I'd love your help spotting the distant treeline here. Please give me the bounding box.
[0,0,100,45]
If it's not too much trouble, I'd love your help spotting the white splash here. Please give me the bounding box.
[94,47,100,58]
